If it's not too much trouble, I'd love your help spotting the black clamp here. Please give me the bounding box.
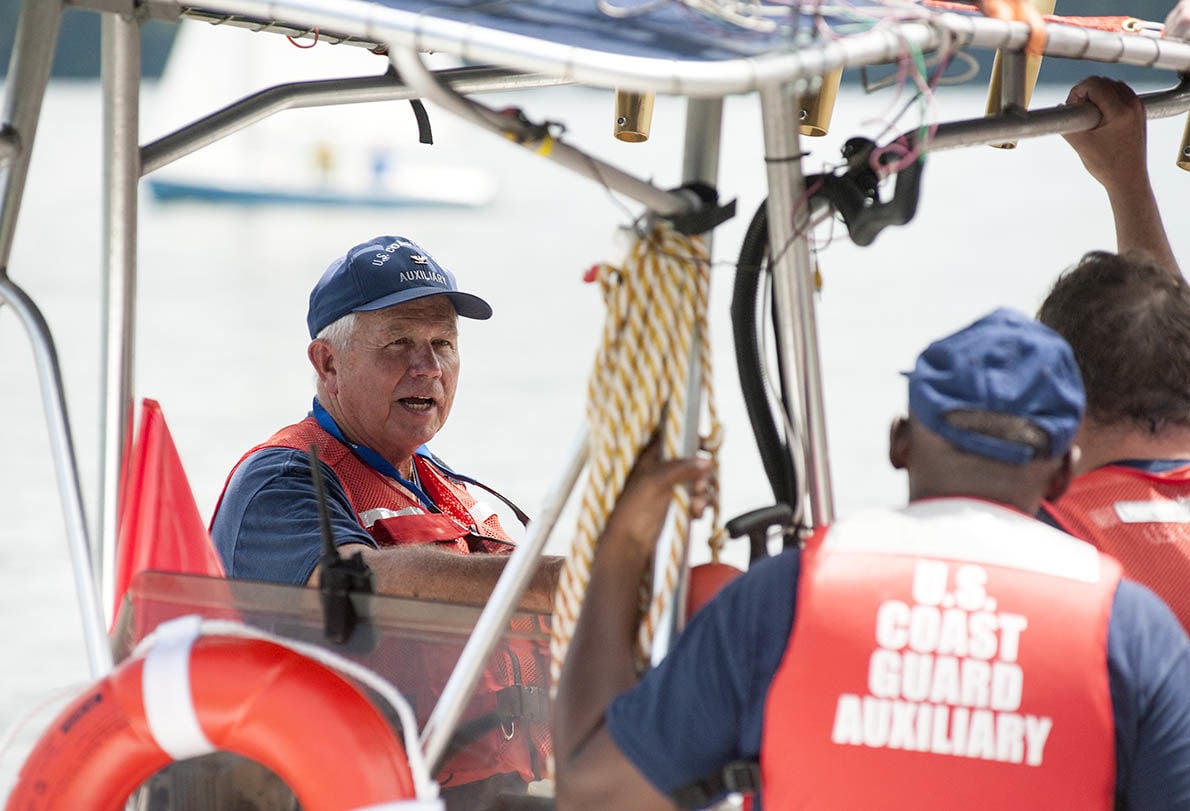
[496,685,551,723]
[806,136,925,247]
[725,503,796,564]
[666,181,737,236]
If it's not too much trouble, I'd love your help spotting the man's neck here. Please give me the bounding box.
[1075,420,1190,474]
[312,396,417,480]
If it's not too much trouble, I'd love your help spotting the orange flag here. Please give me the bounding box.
[111,398,225,628]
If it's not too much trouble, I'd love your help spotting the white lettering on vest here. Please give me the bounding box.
[835,560,1054,766]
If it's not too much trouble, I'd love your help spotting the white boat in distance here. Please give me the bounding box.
[146,21,499,209]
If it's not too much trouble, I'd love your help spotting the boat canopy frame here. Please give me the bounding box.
[3,0,1190,782]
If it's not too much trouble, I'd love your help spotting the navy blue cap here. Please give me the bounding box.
[307,235,492,338]
[904,308,1085,464]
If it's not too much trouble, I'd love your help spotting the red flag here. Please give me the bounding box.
[111,398,225,628]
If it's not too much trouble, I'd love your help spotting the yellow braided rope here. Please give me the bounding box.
[550,222,725,687]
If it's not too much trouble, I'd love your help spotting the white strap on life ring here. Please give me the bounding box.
[141,615,217,760]
[350,801,445,810]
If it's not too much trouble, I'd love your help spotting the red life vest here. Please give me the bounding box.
[260,416,514,553]
[762,499,1120,810]
[1044,463,1190,634]
[220,417,551,787]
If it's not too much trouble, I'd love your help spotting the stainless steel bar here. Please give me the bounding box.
[759,81,835,529]
[421,429,589,773]
[98,9,141,629]
[391,48,698,219]
[681,98,723,188]
[146,0,1190,95]
[0,278,113,676]
[0,0,63,268]
[141,66,568,175]
[650,339,703,666]
[649,96,725,662]
[920,80,1190,154]
[0,0,111,676]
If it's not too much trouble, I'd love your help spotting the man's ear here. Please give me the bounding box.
[308,340,338,394]
[1043,448,1076,503]
[889,416,911,470]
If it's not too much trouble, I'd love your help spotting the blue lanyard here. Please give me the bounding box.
[310,399,438,512]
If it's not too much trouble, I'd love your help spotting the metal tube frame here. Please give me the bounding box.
[0,0,112,676]
[162,0,1190,96]
[914,78,1190,155]
[420,429,588,773]
[760,81,835,530]
[390,48,702,220]
[650,96,725,664]
[97,7,142,630]
[141,66,568,175]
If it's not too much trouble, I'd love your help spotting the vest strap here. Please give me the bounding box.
[495,685,551,723]
[671,759,761,809]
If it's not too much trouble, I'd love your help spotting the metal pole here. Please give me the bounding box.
[649,96,725,663]
[390,48,700,220]
[915,79,1190,154]
[421,430,588,773]
[0,0,63,268]
[759,81,834,528]
[649,341,704,666]
[0,279,112,675]
[141,66,567,175]
[0,0,111,676]
[98,9,141,627]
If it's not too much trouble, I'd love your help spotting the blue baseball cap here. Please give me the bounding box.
[904,308,1085,464]
[307,235,492,338]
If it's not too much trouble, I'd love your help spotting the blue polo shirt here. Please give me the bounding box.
[211,446,374,585]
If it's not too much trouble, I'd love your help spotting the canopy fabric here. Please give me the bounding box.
[170,0,1190,93]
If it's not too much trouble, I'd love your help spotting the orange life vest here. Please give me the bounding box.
[263,416,514,552]
[231,417,551,787]
[762,500,1120,810]
[1044,463,1190,634]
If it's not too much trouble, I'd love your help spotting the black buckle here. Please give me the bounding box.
[496,686,551,723]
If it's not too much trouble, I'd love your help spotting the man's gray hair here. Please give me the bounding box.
[316,311,357,350]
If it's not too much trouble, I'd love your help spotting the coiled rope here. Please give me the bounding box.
[550,221,725,686]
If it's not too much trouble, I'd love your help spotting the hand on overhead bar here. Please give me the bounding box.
[1165,0,1190,39]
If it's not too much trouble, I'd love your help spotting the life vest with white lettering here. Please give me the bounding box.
[762,499,1120,810]
[227,418,551,788]
[1043,463,1190,634]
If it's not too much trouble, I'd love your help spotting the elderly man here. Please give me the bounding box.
[1035,78,1189,632]
[554,308,1190,810]
[210,234,559,808]
[212,234,559,607]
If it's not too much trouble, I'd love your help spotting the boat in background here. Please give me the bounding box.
[146,20,499,209]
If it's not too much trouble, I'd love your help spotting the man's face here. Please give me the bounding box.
[325,296,460,463]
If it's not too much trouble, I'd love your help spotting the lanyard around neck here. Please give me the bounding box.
[311,399,438,512]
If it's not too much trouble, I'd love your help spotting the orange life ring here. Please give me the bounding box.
[6,624,420,811]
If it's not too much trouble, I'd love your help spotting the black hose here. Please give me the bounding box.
[731,199,798,509]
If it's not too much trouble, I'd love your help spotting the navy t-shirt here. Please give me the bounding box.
[607,548,1190,809]
[211,447,376,585]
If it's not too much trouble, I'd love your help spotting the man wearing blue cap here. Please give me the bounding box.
[210,235,561,806]
[553,308,1190,810]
